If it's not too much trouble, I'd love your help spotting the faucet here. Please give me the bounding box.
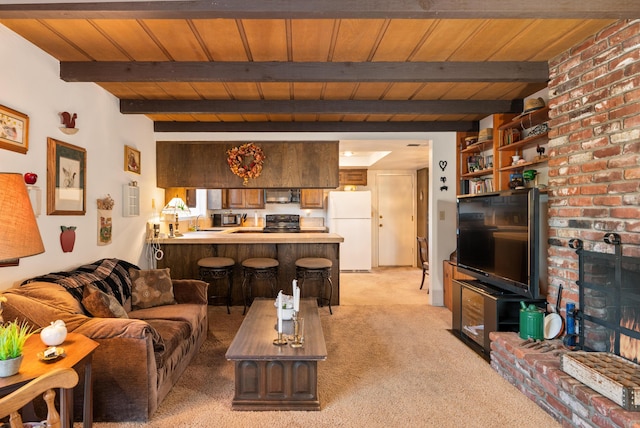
[195,214,203,231]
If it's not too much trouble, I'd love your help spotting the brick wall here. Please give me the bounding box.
[546,19,640,310]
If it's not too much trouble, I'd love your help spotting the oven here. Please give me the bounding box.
[263,214,300,233]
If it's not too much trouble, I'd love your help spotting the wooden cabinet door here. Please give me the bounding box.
[226,189,245,208]
[300,189,324,209]
[443,260,453,311]
[339,169,367,186]
[244,189,265,208]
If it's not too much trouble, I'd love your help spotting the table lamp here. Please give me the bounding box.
[0,173,45,266]
[161,196,191,237]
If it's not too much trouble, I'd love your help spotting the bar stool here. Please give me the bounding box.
[295,257,333,314]
[241,257,279,315]
[198,257,235,314]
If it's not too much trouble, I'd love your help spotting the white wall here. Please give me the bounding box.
[428,133,458,306]
[0,24,159,289]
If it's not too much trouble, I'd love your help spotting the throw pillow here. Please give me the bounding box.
[129,268,176,310]
[82,283,129,318]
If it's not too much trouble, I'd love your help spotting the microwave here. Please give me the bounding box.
[212,213,241,226]
[265,189,300,204]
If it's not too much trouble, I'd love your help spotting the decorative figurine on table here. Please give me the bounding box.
[535,144,546,161]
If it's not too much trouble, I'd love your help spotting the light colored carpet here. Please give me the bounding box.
[81,268,559,427]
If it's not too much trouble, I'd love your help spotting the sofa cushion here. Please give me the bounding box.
[129,268,176,310]
[82,284,129,318]
[145,319,191,368]
[129,303,205,336]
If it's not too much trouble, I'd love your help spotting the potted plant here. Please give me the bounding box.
[0,315,36,377]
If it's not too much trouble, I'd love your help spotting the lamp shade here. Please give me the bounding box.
[161,196,191,217]
[0,173,45,261]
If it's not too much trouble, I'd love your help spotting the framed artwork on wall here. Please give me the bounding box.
[0,104,29,154]
[47,137,86,215]
[124,145,141,174]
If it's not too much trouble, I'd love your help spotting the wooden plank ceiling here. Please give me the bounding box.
[0,1,631,133]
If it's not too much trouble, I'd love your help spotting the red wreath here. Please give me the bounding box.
[226,143,265,185]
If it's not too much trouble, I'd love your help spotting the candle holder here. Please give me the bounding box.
[290,312,304,348]
[273,331,288,346]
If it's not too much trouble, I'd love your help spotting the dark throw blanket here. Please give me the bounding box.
[22,258,139,305]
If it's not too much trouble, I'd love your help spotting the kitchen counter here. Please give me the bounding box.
[156,229,338,244]
[154,229,342,306]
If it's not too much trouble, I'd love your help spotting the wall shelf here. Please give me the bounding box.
[122,184,140,217]
[498,158,548,172]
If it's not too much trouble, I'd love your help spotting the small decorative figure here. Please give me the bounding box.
[60,112,77,129]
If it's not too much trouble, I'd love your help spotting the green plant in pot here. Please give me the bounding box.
[0,318,36,377]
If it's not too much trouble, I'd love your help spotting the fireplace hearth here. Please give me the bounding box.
[569,233,640,363]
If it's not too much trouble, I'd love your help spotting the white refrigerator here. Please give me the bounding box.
[328,191,372,271]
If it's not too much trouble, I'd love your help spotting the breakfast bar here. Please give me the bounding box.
[154,230,343,306]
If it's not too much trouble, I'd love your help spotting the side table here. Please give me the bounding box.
[0,332,99,428]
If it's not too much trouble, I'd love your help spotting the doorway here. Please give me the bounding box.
[377,173,414,266]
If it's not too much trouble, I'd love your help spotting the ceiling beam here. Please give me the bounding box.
[0,0,637,19]
[154,121,478,133]
[61,61,549,83]
[121,99,523,115]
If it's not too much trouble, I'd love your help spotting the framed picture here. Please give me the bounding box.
[0,104,29,154]
[124,145,141,174]
[47,137,86,215]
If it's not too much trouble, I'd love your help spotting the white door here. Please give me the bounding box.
[378,174,414,266]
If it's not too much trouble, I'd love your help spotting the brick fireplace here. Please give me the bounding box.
[489,19,640,428]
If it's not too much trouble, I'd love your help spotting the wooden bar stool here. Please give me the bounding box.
[198,256,235,314]
[241,257,279,315]
[295,257,333,314]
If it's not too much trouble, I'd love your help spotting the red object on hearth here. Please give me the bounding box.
[60,226,76,252]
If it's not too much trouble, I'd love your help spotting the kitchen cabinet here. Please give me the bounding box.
[496,106,549,190]
[157,141,339,189]
[226,189,265,209]
[339,169,367,186]
[300,189,324,209]
[164,187,197,208]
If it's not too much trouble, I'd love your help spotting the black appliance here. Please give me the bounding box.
[263,214,300,233]
[265,189,301,204]
[456,188,548,299]
[212,213,242,226]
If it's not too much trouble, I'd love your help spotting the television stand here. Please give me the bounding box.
[452,279,545,360]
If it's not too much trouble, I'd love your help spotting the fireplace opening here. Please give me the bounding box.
[570,233,640,363]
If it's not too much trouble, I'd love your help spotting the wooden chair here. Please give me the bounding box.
[417,237,429,292]
[0,367,79,428]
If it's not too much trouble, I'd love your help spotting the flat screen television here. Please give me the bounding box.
[456,188,548,299]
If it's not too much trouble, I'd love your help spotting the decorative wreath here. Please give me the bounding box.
[226,143,266,185]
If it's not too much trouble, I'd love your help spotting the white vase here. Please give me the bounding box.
[0,355,23,377]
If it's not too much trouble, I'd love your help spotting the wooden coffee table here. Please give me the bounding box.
[225,298,327,410]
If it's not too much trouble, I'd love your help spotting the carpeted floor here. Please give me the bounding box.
[83,268,559,427]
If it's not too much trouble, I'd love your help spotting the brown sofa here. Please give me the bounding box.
[0,259,208,422]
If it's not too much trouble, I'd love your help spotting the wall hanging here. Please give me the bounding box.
[97,195,114,246]
[60,226,76,252]
[124,145,141,174]
[47,138,86,215]
[226,142,265,186]
[59,111,78,135]
[0,104,29,154]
